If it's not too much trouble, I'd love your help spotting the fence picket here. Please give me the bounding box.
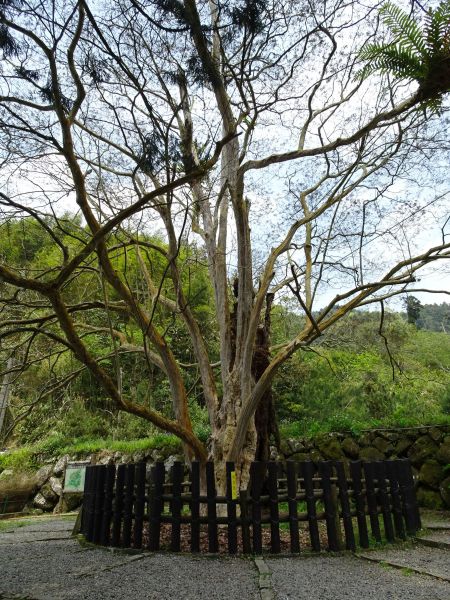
[375,461,395,543]
[386,460,406,540]
[148,462,165,551]
[249,461,265,554]
[226,462,238,554]
[206,462,218,553]
[122,464,135,548]
[350,461,369,549]
[302,461,321,552]
[190,461,200,553]
[268,461,281,553]
[170,461,183,551]
[286,461,300,553]
[335,461,355,551]
[92,465,106,544]
[111,464,125,547]
[100,464,116,546]
[133,462,146,549]
[363,461,381,543]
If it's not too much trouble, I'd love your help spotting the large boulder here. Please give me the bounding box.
[40,481,59,503]
[407,436,438,465]
[436,436,450,465]
[54,493,83,513]
[49,476,63,497]
[33,492,55,511]
[315,437,344,461]
[372,436,394,456]
[418,460,444,490]
[395,437,413,456]
[359,447,384,461]
[416,487,444,510]
[440,476,450,508]
[35,465,53,488]
[53,454,70,477]
[342,437,360,459]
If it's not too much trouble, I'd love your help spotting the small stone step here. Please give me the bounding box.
[422,521,450,531]
[417,531,450,550]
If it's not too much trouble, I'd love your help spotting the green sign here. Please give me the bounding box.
[64,463,87,493]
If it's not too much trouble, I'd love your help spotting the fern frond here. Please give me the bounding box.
[357,43,425,81]
[425,1,450,54]
[380,2,427,57]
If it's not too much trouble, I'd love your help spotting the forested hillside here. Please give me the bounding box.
[1,217,449,454]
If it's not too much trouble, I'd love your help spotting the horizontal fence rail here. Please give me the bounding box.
[80,459,421,555]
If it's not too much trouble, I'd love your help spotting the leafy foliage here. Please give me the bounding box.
[358,1,450,107]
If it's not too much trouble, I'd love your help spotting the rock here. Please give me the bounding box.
[436,437,450,465]
[358,433,372,447]
[49,476,63,496]
[359,447,384,461]
[53,454,70,477]
[33,492,55,511]
[395,437,412,456]
[290,452,309,462]
[98,455,114,465]
[279,439,292,457]
[54,492,83,513]
[429,427,443,443]
[309,449,323,463]
[40,482,59,503]
[384,432,399,442]
[113,452,122,462]
[35,464,53,488]
[407,436,438,465]
[440,476,450,508]
[416,487,444,510]
[164,455,181,473]
[133,451,145,463]
[315,437,344,460]
[372,437,394,456]
[341,437,360,459]
[418,460,444,490]
[151,449,164,462]
[0,469,14,480]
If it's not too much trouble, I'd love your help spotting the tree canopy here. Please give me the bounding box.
[1,0,449,485]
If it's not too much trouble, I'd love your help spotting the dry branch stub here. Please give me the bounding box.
[80,459,421,555]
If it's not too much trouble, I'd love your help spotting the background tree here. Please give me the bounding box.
[1,0,449,487]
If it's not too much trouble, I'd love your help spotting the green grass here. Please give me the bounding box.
[279,414,450,439]
[0,518,32,533]
[0,433,182,472]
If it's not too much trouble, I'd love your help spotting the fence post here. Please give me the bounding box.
[249,461,265,555]
[133,462,146,549]
[268,461,281,554]
[121,463,135,548]
[335,461,355,551]
[170,461,183,552]
[239,489,252,554]
[385,460,406,540]
[190,461,200,553]
[350,461,369,549]
[286,461,300,553]
[100,463,116,546]
[92,465,106,545]
[82,465,95,540]
[397,459,421,535]
[363,461,381,543]
[111,464,125,547]
[302,461,321,551]
[319,461,340,551]
[226,462,238,554]
[206,462,218,553]
[148,462,165,551]
[375,461,395,543]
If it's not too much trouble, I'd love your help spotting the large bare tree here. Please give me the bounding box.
[1,0,449,487]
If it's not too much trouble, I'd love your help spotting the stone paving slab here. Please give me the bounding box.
[267,555,450,600]
[417,531,450,550]
[357,545,450,582]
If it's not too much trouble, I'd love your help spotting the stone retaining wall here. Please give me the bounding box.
[276,424,450,509]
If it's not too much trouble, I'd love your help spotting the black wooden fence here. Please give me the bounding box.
[80,459,421,554]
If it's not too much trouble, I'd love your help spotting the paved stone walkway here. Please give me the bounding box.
[1,517,450,600]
